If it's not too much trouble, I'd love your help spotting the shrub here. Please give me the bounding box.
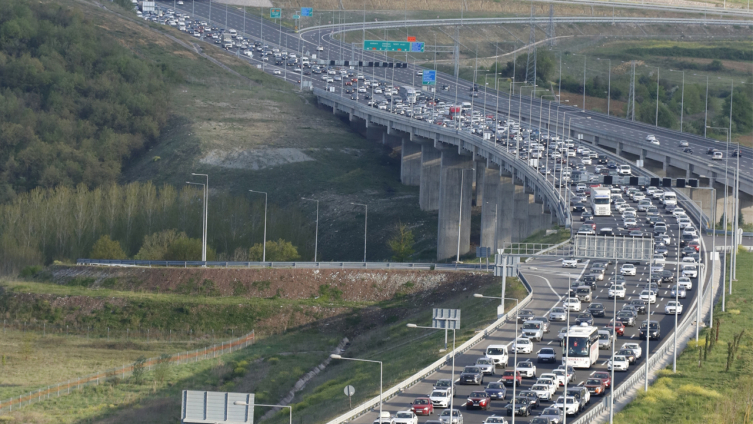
[249,239,300,262]
[90,235,128,260]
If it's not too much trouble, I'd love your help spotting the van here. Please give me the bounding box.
[460,101,472,111]
[618,165,631,175]
[662,191,677,207]
[522,321,544,342]
[485,344,509,367]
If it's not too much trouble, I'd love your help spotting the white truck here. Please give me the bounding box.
[590,187,612,217]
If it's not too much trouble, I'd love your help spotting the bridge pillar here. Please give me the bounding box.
[400,139,422,186]
[419,145,442,211]
[686,165,691,179]
[616,142,622,156]
[663,157,669,174]
[474,164,486,206]
[498,174,515,245]
[513,183,529,242]
[741,191,753,229]
[480,165,501,251]
[437,149,473,261]
[528,193,544,235]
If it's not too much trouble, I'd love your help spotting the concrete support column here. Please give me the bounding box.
[528,193,544,235]
[498,175,515,245]
[663,157,669,174]
[419,145,442,211]
[480,166,501,251]
[437,150,473,261]
[474,164,486,206]
[513,183,529,242]
[686,165,691,179]
[616,142,623,156]
[740,192,753,229]
[640,149,646,162]
[400,139,422,186]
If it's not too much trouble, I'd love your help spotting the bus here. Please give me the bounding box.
[563,325,600,368]
[590,188,612,217]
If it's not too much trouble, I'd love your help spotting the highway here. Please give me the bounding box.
[144,4,715,422]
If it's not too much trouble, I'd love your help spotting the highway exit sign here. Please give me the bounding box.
[270,8,281,18]
[364,40,410,51]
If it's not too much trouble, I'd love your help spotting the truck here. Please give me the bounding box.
[398,86,417,104]
[590,188,612,216]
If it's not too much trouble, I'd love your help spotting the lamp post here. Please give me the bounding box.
[351,203,367,262]
[668,70,685,132]
[186,177,208,262]
[707,126,733,294]
[249,190,267,262]
[191,173,209,261]
[407,324,456,418]
[572,54,587,111]
[474,294,519,424]
[596,58,611,116]
[233,402,291,424]
[330,355,382,422]
[609,261,618,424]
[302,198,319,262]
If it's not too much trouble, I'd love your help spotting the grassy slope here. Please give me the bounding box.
[614,249,753,424]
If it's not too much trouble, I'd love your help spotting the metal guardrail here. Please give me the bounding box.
[324,272,534,424]
[314,88,571,228]
[0,330,255,414]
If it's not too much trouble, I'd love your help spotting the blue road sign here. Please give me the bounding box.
[270,8,281,18]
[410,42,425,52]
[301,7,313,17]
[422,70,436,85]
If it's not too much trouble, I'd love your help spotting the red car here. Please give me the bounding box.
[500,370,522,386]
[466,391,491,410]
[590,371,612,388]
[606,321,625,336]
[584,377,608,396]
[410,397,434,416]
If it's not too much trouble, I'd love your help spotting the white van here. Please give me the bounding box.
[662,191,677,207]
[485,344,509,367]
[618,165,631,175]
[229,29,237,37]
[460,101,472,111]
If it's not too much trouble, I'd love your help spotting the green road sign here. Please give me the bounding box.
[270,8,281,18]
[364,40,411,52]
[293,14,300,19]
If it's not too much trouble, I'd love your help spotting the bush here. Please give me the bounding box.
[132,356,147,384]
[165,237,216,261]
[153,354,172,384]
[90,235,128,260]
[19,265,43,278]
[135,229,188,260]
[249,239,300,262]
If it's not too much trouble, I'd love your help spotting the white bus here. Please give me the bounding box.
[590,187,612,217]
[563,325,600,368]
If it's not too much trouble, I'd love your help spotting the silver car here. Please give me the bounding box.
[549,307,567,322]
[670,285,687,299]
[475,358,496,375]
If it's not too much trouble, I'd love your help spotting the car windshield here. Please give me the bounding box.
[487,383,504,389]
[440,410,458,416]
[587,379,602,385]
[566,336,591,357]
[469,392,487,397]
[532,385,547,391]
[464,367,480,373]
[414,399,429,405]
[503,371,517,377]
[487,347,506,355]
[397,412,412,418]
[599,333,609,340]
[477,359,491,364]
[543,408,560,415]
[523,323,540,329]
[435,381,450,387]
[540,348,555,354]
[486,419,506,423]
[431,391,447,397]
[641,322,659,329]
[518,362,532,368]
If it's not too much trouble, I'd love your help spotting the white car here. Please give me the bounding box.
[562,259,579,268]
[541,372,565,387]
[393,411,418,424]
[273,69,281,75]
[513,338,533,354]
[682,265,698,278]
[608,284,626,299]
[536,378,558,396]
[712,151,723,160]
[482,417,507,424]
[430,390,452,408]
[549,307,567,322]
[678,277,693,290]
[621,342,642,359]
[653,254,666,265]
[531,384,553,401]
[623,218,638,227]
[651,264,665,274]
[555,396,579,415]
[640,290,657,304]
[620,264,637,276]
[317,46,324,51]
[439,409,462,424]
[517,361,537,378]
[608,355,629,371]
[475,358,495,375]
[665,301,683,315]
[485,345,509,367]
[562,298,581,312]
[581,157,592,165]
[645,134,657,141]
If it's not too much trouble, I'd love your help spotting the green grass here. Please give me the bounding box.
[614,248,753,423]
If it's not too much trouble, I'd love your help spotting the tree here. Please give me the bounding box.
[249,239,300,262]
[90,235,127,260]
[135,229,188,260]
[388,222,415,262]
[131,356,147,384]
[164,236,216,261]
[153,353,171,384]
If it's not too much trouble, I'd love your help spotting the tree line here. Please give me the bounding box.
[0,0,176,203]
[0,182,315,274]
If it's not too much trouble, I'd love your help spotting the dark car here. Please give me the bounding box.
[617,311,636,326]
[660,270,675,283]
[640,320,661,340]
[732,150,742,157]
[484,382,507,400]
[460,366,484,385]
[683,148,694,154]
[572,203,586,213]
[506,397,532,416]
[518,390,541,409]
[629,299,648,314]
[518,309,536,323]
[466,391,491,410]
[587,303,606,317]
[607,161,618,169]
[617,348,637,364]
[598,155,609,164]
[530,418,552,424]
[580,275,598,290]
[575,313,594,326]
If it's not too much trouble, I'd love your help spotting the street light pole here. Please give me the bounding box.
[669,70,685,132]
[302,198,319,262]
[185,181,206,262]
[408,324,456,418]
[330,355,382,422]
[249,190,268,262]
[351,203,368,262]
[597,58,611,116]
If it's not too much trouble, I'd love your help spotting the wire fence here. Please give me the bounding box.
[0,330,254,414]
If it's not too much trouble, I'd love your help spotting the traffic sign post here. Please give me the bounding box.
[364,40,411,51]
[422,70,436,86]
[270,8,281,18]
[301,7,313,17]
[343,385,355,408]
[410,42,425,52]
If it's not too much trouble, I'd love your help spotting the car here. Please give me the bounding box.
[682,265,698,278]
[617,348,637,364]
[670,285,687,299]
[540,371,565,387]
[639,290,657,304]
[617,310,637,327]
[629,299,648,314]
[639,320,661,339]
[678,277,693,290]
[500,370,522,386]
[608,355,629,371]
[484,382,507,400]
[536,377,558,396]
[565,386,591,410]
[316,45,324,51]
[430,390,452,408]
[712,151,723,160]
[597,330,612,350]
[575,313,594,326]
[587,303,605,317]
[620,264,637,276]
[439,409,463,424]
[549,307,567,321]
[433,379,453,393]
[557,327,571,343]
[518,390,541,409]
[472,358,495,375]
[482,416,508,424]
[622,342,643,359]
[273,69,281,75]
[679,140,689,147]
[460,366,484,385]
[562,298,581,311]
[539,407,565,424]
[608,284,626,299]
[665,300,683,315]
[517,361,537,378]
[394,411,418,424]
[485,344,509,368]
[505,397,532,417]
[518,309,536,322]
[562,258,579,268]
[513,338,533,354]
[554,396,579,415]
[410,398,434,416]
[466,391,491,410]
[530,384,553,401]
[522,321,544,342]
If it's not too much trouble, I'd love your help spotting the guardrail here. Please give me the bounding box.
[0,330,255,414]
[324,272,534,424]
[315,88,571,228]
